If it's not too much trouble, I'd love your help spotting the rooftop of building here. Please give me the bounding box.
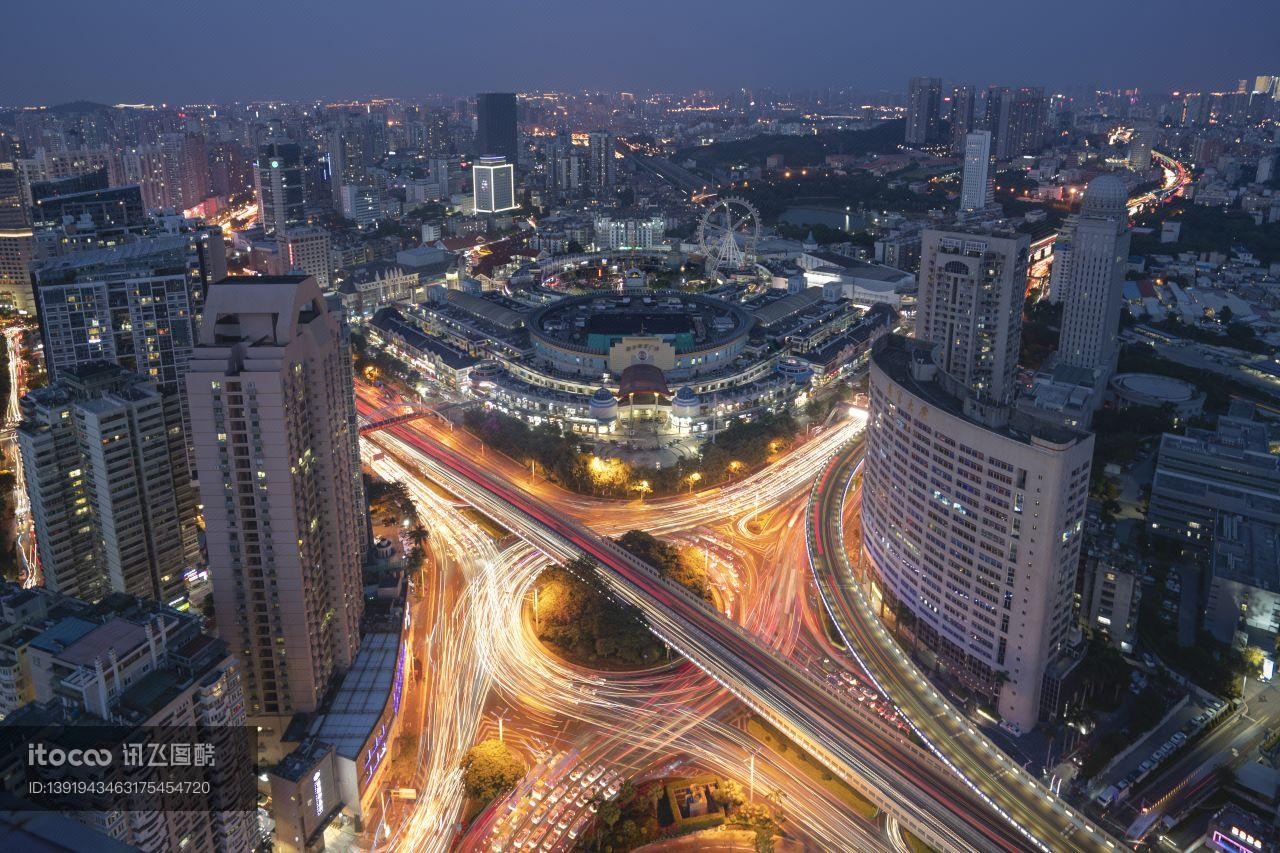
[370,307,479,371]
[30,232,194,278]
[307,631,402,761]
[1213,515,1280,592]
[872,334,1087,449]
[272,739,336,783]
[531,290,751,352]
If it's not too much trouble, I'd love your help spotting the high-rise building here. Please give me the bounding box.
[31,230,226,391]
[338,183,382,228]
[255,140,306,236]
[0,160,36,313]
[475,92,518,162]
[959,131,994,212]
[1056,174,1130,384]
[905,77,943,146]
[472,155,517,213]
[278,226,332,289]
[861,334,1093,730]
[115,145,171,212]
[587,131,616,198]
[950,85,977,154]
[916,227,1031,406]
[985,86,1047,159]
[0,586,255,852]
[18,364,199,605]
[594,215,666,250]
[186,276,366,729]
[1128,125,1153,171]
[157,133,210,212]
[30,184,148,244]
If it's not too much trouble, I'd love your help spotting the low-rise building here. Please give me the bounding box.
[1205,514,1280,648]
[1147,406,1280,548]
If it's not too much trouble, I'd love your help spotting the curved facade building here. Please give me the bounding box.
[861,336,1094,730]
[528,290,754,381]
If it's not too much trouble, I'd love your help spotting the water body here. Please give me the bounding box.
[778,206,857,230]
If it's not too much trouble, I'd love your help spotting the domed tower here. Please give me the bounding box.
[588,386,618,424]
[1081,173,1128,221]
[671,386,700,420]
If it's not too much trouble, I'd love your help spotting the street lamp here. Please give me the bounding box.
[687,471,702,493]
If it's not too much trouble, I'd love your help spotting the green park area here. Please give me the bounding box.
[532,532,712,669]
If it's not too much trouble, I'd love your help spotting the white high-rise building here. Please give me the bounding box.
[186,276,366,733]
[959,131,993,212]
[861,335,1093,730]
[916,227,1030,407]
[18,364,198,606]
[1056,174,1130,384]
[473,154,516,213]
[594,215,666,250]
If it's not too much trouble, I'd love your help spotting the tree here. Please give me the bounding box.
[598,798,622,830]
[717,779,745,812]
[461,738,524,803]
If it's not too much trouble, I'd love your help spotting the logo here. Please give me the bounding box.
[28,743,112,767]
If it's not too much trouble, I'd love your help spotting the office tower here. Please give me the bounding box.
[186,276,366,726]
[0,160,36,313]
[905,77,942,145]
[32,230,225,390]
[1056,175,1130,383]
[18,364,199,605]
[950,85,976,153]
[14,148,113,206]
[28,166,109,203]
[587,131,616,198]
[0,589,254,852]
[916,227,1031,406]
[473,155,517,213]
[278,226,332,289]
[475,92,518,162]
[1128,125,1153,171]
[985,86,1047,159]
[959,131,994,212]
[1147,405,1280,547]
[861,335,1093,730]
[255,140,306,236]
[30,184,148,241]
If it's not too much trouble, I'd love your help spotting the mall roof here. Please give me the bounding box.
[309,632,402,761]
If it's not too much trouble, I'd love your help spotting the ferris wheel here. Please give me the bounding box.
[697,197,761,273]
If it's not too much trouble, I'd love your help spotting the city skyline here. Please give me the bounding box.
[0,1,1277,105]
[0,10,1278,850]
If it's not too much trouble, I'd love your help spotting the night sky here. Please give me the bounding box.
[4,0,1277,105]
